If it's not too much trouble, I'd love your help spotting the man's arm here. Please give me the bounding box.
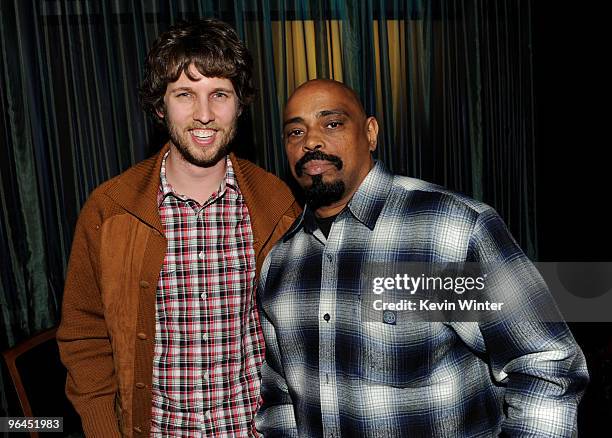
[254,257,299,438]
[56,196,121,437]
[455,208,589,437]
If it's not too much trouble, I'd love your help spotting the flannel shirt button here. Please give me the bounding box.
[139,280,149,288]
[326,254,333,262]
[203,371,209,381]
[133,426,142,433]
[202,333,208,341]
[201,292,207,300]
[137,332,147,340]
[135,382,145,389]
[323,313,331,322]
[198,251,204,259]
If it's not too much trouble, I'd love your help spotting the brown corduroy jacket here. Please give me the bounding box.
[57,146,300,437]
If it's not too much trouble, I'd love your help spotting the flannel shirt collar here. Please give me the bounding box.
[286,161,392,240]
[158,152,239,206]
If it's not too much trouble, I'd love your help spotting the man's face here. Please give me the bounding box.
[157,65,240,167]
[283,81,378,212]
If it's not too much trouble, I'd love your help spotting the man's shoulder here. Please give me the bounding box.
[233,156,293,195]
[83,151,161,213]
[389,174,493,217]
[231,156,298,215]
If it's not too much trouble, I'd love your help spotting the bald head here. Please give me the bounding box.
[282,78,379,217]
[285,79,366,120]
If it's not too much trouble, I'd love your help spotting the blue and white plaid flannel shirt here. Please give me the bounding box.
[255,161,588,438]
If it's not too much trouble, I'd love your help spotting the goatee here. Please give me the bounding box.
[303,175,345,210]
[295,150,345,209]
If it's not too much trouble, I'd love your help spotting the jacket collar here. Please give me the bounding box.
[102,143,296,252]
[230,152,296,258]
[103,144,169,234]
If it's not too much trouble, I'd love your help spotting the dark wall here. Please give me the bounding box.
[533,3,610,261]
[532,2,612,435]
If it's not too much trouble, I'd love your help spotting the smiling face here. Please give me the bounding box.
[157,64,240,168]
[283,80,379,216]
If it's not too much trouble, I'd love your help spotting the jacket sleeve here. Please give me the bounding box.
[254,256,299,438]
[453,208,589,437]
[56,195,121,437]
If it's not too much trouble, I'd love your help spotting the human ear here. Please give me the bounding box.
[366,116,379,151]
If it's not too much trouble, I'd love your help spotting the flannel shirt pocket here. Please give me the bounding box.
[358,321,450,388]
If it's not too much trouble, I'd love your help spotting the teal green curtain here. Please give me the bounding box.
[0,0,535,415]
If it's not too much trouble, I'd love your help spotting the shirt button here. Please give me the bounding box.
[137,332,147,340]
[198,251,204,260]
[133,426,142,433]
[135,382,145,389]
[326,254,333,262]
[202,333,208,341]
[139,280,149,288]
[203,371,209,381]
[200,292,207,300]
[323,313,331,322]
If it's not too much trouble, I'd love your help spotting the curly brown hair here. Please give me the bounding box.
[139,18,255,124]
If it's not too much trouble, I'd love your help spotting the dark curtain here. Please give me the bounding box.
[0,0,535,415]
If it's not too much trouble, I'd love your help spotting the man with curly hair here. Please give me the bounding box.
[58,18,299,437]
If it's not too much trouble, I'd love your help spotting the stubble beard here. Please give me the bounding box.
[166,120,238,168]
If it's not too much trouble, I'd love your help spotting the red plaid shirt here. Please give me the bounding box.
[151,153,264,437]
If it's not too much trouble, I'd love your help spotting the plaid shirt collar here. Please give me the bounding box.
[157,151,239,206]
[289,160,392,240]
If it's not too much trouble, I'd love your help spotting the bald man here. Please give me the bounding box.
[254,80,588,437]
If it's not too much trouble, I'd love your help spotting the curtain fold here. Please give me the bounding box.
[0,0,536,416]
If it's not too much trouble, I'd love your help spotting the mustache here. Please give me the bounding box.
[188,123,220,130]
[295,150,343,177]
[163,119,222,132]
